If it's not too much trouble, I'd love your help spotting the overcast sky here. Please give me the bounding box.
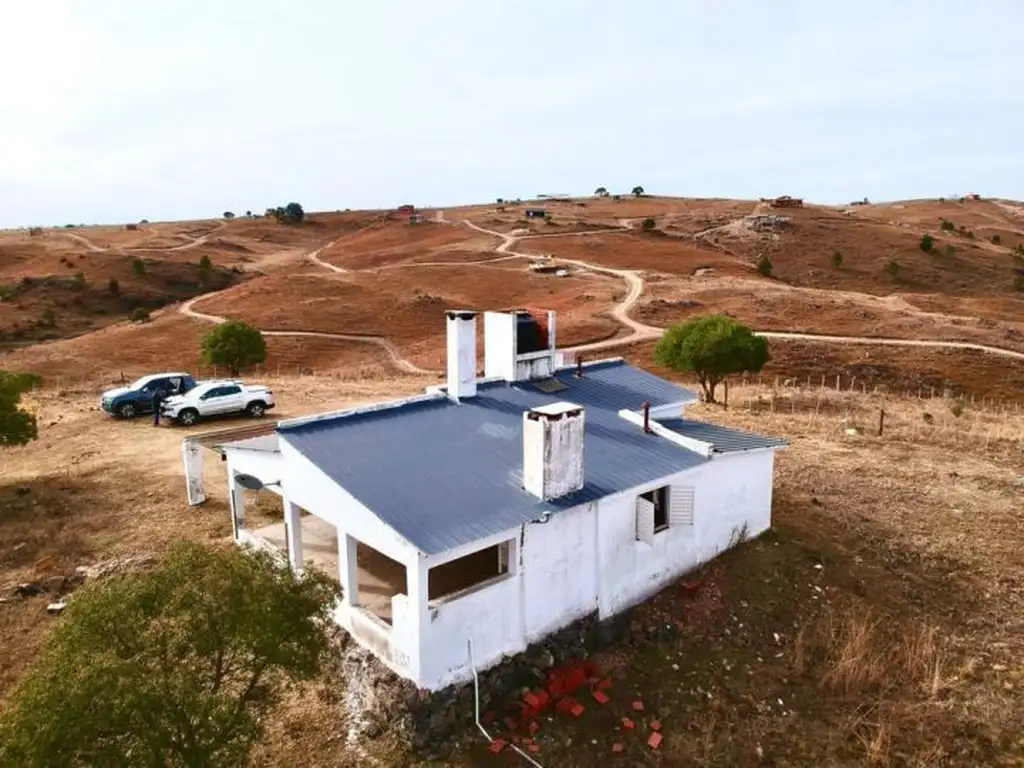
[2,0,1022,227]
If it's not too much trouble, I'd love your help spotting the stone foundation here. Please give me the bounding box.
[323,609,655,757]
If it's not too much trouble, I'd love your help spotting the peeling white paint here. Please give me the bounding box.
[522,402,585,501]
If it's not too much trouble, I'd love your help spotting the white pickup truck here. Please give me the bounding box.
[160,379,275,426]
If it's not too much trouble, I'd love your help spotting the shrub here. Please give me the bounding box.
[919,234,934,252]
[756,254,773,276]
[631,185,645,197]
[131,258,146,276]
[0,371,41,446]
[201,320,267,376]
[830,251,843,268]
[223,211,235,220]
[654,315,769,403]
[885,259,901,278]
[940,219,955,232]
[107,278,120,296]
[40,309,55,327]
[19,276,33,289]
[0,542,339,767]
[270,202,305,224]
[991,234,1001,245]
[198,254,212,271]
[130,307,151,323]
[641,217,656,231]
[28,227,42,236]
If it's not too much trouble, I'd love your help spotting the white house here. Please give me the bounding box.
[181,309,786,691]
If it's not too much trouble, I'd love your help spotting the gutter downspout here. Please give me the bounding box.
[468,637,545,768]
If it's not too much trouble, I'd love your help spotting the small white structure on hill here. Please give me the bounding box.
[181,309,787,691]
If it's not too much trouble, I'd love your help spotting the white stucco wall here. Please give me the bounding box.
[414,448,776,690]
[597,448,776,618]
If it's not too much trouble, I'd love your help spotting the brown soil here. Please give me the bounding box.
[198,263,621,352]
[626,338,1024,403]
[635,278,1024,354]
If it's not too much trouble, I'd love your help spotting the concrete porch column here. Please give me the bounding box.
[227,471,245,540]
[404,555,430,680]
[283,498,303,573]
[182,439,206,506]
[336,533,359,607]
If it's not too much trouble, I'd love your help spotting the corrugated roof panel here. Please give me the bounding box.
[657,418,788,453]
[278,361,710,555]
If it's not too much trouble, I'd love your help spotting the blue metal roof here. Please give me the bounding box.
[278,361,706,555]
[657,418,788,453]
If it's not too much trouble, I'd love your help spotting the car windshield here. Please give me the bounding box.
[128,377,152,391]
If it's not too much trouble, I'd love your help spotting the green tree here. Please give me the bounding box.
[130,307,151,323]
[0,542,340,768]
[756,254,773,276]
[940,219,955,232]
[202,321,267,376]
[654,315,769,403]
[199,254,213,272]
[631,185,645,197]
[641,217,656,231]
[830,250,843,268]
[107,278,120,296]
[0,371,41,446]
[223,211,235,220]
[919,234,934,252]
[132,258,146,276]
[594,187,609,197]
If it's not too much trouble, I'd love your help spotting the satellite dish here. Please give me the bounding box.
[235,473,266,491]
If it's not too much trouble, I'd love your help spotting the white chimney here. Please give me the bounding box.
[522,402,585,500]
[446,310,477,401]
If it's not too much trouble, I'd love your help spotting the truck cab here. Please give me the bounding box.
[100,372,197,419]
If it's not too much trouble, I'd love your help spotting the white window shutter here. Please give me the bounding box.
[498,542,509,573]
[670,486,695,526]
[635,497,655,545]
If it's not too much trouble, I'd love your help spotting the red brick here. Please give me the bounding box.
[570,701,585,717]
[523,691,541,709]
[632,700,645,712]
[593,690,611,705]
[612,743,624,753]
[648,732,663,750]
[622,717,635,729]
[534,689,551,708]
[650,720,662,731]
[489,738,507,753]
[597,678,613,690]
[528,744,541,754]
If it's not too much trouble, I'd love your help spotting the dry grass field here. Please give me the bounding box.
[3,195,1024,765]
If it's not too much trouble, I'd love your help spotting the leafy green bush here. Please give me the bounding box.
[107,278,120,296]
[0,542,340,767]
[130,307,151,323]
[991,234,1001,245]
[940,219,955,232]
[830,251,843,268]
[919,234,934,252]
[641,217,656,231]
[0,371,41,446]
[654,315,769,403]
[756,254,773,276]
[202,320,267,376]
[131,258,146,276]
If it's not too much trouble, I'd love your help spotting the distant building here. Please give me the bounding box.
[525,209,548,219]
[397,204,415,214]
[769,196,803,209]
[409,213,424,224]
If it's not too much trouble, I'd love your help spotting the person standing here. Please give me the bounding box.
[152,387,165,427]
